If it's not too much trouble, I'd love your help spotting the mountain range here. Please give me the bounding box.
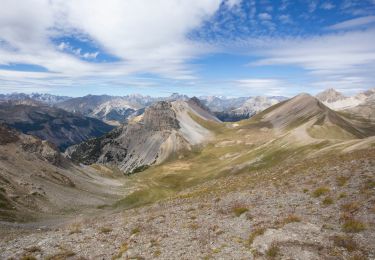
[0,100,114,150]
[315,88,375,110]
[1,89,375,259]
[66,97,220,173]
[1,92,288,123]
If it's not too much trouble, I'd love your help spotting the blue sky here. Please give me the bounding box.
[0,0,375,97]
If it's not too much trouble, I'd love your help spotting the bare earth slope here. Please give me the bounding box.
[0,124,126,222]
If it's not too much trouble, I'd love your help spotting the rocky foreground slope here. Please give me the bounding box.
[1,133,374,259]
[66,98,220,173]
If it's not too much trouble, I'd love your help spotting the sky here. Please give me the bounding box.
[0,0,375,97]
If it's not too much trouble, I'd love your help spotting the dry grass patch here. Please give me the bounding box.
[350,253,367,260]
[100,226,113,234]
[68,223,82,235]
[342,218,366,233]
[322,196,334,206]
[336,176,350,187]
[332,235,358,252]
[266,242,280,258]
[153,249,161,257]
[112,242,129,260]
[45,250,75,260]
[312,186,330,197]
[232,206,249,217]
[189,222,200,230]
[20,256,37,260]
[24,246,41,253]
[131,227,141,235]
[248,227,266,245]
[341,201,360,213]
[276,214,301,227]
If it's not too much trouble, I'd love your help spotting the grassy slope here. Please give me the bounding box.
[115,109,370,209]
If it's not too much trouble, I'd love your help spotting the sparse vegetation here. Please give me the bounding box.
[189,222,200,230]
[24,246,41,253]
[131,227,141,235]
[20,256,37,260]
[341,202,360,213]
[248,227,266,245]
[100,226,113,233]
[232,205,249,217]
[153,250,161,257]
[1,92,375,260]
[112,242,129,259]
[45,250,75,260]
[342,219,366,233]
[69,223,82,234]
[322,196,334,205]
[312,186,330,197]
[266,243,279,258]
[336,176,349,187]
[277,214,301,226]
[332,235,358,252]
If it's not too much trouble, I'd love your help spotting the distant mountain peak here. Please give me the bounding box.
[316,88,346,103]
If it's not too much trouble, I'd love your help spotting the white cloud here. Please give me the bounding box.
[320,2,336,10]
[236,78,283,88]
[245,29,375,91]
[0,0,236,83]
[327,15,375,30]
[234,78,288,95]
[280,0,290,11]
[278,14,292,24]
[251,30,375,74]
[308,0,318,13]
[225,0,242,8]
[258,13,272,20]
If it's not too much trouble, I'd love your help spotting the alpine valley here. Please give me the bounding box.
[0,88,374,259]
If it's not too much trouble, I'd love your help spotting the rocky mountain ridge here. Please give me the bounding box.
[316,88,375,111]
[66,98,219,173]
[0,93,71,105]
[0,101,114,150]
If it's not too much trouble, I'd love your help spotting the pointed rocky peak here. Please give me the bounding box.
[168,93,189,101]
[186,97,221,122]
[316,88,346,103]
[143,101,180,131]
[293,93,319,103]
[188,97,208,110]
[260,93,329,129]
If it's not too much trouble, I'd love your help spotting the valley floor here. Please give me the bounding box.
[1,148,374,260]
